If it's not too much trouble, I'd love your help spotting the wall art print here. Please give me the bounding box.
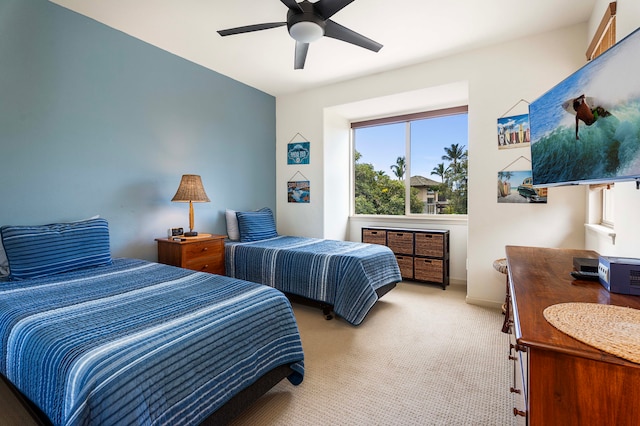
[497,113,530,149]
[287,180,310,203]
[287,142,310,164]
[497,170,547,203]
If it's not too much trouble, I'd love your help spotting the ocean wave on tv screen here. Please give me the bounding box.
[531,98,640,185]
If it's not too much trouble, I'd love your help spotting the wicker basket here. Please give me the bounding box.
[362,229,386,245]
[388,232,414,255]
[414,258,443,283]
[415,233,444,257]
[395,255,414,279]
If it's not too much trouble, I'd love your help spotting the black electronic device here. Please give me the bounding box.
[598,256,640,295]
[570,270,600,281]
[573,257,599,273]
[171,227,184,237]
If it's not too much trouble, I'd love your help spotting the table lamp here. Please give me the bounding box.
[171,174,210,237]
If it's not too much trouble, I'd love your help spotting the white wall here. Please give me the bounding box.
[585,0,640,257]
[276,24,589,307]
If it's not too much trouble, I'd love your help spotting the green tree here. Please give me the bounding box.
[430,163,449,183]
[439,145,468,214]
[442,143,467,175]
[354,151,421,215]
[354,149,465,215]
[390,156,406,180]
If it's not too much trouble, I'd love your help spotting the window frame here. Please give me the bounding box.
[351,105,468,217]
[587,2,616,228]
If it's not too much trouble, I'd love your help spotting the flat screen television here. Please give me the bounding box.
[529,27,640,186]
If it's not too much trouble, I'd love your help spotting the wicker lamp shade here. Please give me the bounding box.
[171,175,210,236]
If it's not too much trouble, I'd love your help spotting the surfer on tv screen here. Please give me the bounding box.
[570,94,611,140]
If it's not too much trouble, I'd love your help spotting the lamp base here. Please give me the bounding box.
[184,231,198,237]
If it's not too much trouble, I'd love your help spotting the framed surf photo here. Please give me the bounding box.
[497,114,530,149]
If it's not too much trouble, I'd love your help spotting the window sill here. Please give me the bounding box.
[350,214,468,226]
[584,223,616,245]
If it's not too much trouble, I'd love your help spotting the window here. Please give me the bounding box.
[602,184,615,227]
[352,106,468,215]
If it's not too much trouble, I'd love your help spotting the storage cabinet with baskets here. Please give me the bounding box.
[362,227,449,289]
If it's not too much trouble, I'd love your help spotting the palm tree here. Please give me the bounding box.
[442,144,467,174]
[390,156,406,180]
[430,163,449,183]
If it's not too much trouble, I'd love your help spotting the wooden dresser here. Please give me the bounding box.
[156,235,226,275]
[506,246,640,425]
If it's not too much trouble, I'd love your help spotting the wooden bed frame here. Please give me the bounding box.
[1,364,295,426]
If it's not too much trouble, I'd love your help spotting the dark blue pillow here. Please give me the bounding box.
[0,218,112,280]
[236,209,278,242]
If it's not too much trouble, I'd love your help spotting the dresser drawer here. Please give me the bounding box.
[414,258,443,283]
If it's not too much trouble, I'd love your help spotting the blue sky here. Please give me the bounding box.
[354,113,468,180]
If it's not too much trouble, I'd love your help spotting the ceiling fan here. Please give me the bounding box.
[217,0,383,70]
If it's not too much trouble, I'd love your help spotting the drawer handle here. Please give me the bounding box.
[371,231,378,235]
[510,387,521,394]
[201,264,209,270]
[513,408,526,417]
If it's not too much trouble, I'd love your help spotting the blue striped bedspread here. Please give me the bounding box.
[225,236,401,325]
[0,258,304,426]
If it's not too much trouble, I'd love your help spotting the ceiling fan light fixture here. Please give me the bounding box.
[289,21,324,43]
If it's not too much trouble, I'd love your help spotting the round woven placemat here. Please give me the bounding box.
[543,303,640,364]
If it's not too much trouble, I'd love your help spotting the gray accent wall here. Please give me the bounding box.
[0,0,276,261]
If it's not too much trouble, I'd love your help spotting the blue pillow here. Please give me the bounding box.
[0,218,112,280]
[236,209,278,242]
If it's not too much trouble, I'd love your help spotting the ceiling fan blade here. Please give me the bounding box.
[313,0,356,20]
[324,19,382,52]
[294,41,309,70]
[281,0,303,13]
[218,22,286,37]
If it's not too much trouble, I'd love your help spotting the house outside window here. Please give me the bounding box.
[352,106,468,215]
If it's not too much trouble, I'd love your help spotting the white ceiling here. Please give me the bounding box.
[50,0,597,96]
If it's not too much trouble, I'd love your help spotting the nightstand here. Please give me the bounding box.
[155,234,226,275]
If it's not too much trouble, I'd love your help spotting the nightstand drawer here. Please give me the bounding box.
[186,254,224,274]
[185,240,223,260]
[156,235,226,275]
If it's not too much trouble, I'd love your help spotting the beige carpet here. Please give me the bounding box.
[230,282,516,426]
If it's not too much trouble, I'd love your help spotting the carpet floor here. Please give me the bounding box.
[230,282,516,426]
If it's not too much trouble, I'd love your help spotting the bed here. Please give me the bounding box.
[0,218,304,426]
[224,208,402,326]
